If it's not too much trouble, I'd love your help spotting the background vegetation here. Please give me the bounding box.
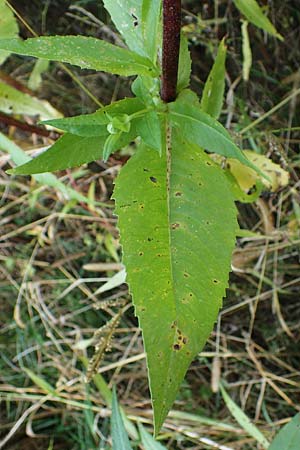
[0,0,300,448]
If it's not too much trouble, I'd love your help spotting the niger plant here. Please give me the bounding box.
[1,0,284,434]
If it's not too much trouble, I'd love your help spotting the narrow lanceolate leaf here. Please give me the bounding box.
[0,37,158,77]
[232,0,283,40]
[8,134,106,175]
[177,34,192,93]
[0,0,19,65]
[142,0,162,63]
[169,98,270,182]
[269,413,300,450]
[169,99,261,174]
[111,388,133,450]
[200,38,227,120]
[114,133,237,432]
[9,126,138,175]
[43,98,144,137]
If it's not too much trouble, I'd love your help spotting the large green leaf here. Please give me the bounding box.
[0,81,62,120]
[0,37,158,77]
[233,0,283,40]
[44,98,144,137]
[169,99,263,174]
[269,413,300,450]
[200,38,226,120]
[0,0,19,65]
[114,133,237,432]
[103,0,161,62]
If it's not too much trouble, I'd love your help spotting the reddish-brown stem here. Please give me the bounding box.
[0,112,56,138]
[160,0,181,103]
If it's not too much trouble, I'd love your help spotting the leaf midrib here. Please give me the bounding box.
[156,120,180,428]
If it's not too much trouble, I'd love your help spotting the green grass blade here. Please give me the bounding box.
[24,368,57,396]
[220,385,270,448]
[0,132,94,205]
[114,134,237,433]
[269,413,300,450]
[138,423,167,449]
[0,36,158,77]
[111,388,133,450]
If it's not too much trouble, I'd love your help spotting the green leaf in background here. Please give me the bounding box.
[142,0,162,63]
[114,134,237,433]
[43,97,144,137]
[220,385,270,449]
[169,99,261,174]
[0,36,158,77]
[28,59,50,91]
[0,132,95,205]
[0,0,19,65]
[177,34,191,93]
[0,80,62,120]
[111,388,133,450]
[200,38,227,120]
[233,0,283,40]
[269,413,300,450]
[138,423,167,450]
[241,21,252,82]
[136,111,162,152]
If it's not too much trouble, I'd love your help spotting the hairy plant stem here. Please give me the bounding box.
[160,0,181,103]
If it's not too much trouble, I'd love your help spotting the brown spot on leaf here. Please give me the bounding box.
[150,176,157,183]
